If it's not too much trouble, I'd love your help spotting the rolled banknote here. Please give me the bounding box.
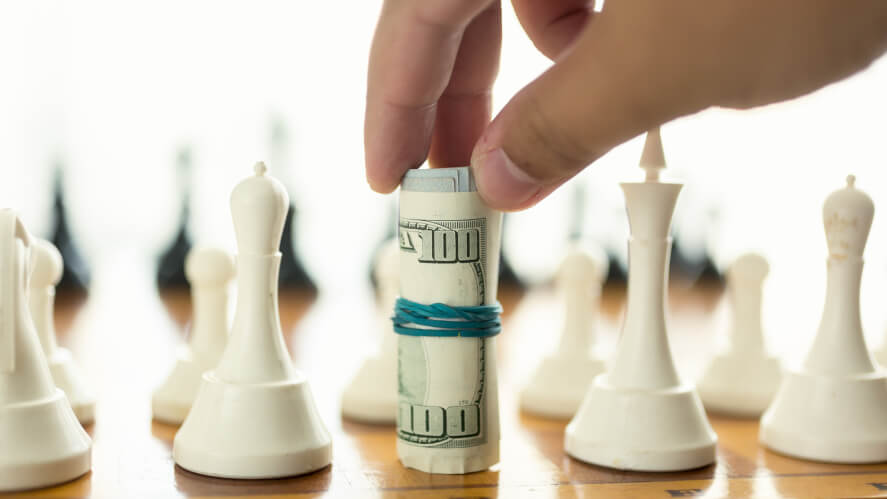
[396,167,503,474]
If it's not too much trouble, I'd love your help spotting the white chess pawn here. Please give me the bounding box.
[565,128,717,472]
[28,238,97,425]
[153,247,235,424]
[698,253,780,416]
[174,163,332,479]
[761,175,887,463]
[0,210,91,491]
[520,242,609,419]
[341,238,398,424]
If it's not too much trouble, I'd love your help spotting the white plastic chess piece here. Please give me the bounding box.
[341,238,398,424]
[698,253,780,416]
[519,242,609,419]
[565,128,717,471]
[761,175,887,463]
[173,163,332,479]
[0,210,91,491]
[153,247,235,424]
[29,238,97,425]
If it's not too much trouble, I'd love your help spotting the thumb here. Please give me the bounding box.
[470,10,708,211]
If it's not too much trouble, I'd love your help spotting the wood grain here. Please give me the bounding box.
[5,276,887,499]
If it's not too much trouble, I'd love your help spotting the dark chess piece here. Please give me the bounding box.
[670,237,722,285]
[268,116,316,291]
[603,251,628,285]
[49,167,89,293]
[156,148,193,289]
[498,216,523,288]
[278,203,316,291]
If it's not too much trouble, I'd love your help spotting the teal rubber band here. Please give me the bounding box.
[392,297,502,338]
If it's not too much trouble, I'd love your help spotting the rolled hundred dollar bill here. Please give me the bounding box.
[397,167,503,474]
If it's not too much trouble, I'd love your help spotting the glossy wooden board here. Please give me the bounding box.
[5,271,887,498]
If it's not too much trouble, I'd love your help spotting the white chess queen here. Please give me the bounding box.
[173,164,332,479]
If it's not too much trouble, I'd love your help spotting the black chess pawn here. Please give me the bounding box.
[156,148,193,289]
[49,165,89,293]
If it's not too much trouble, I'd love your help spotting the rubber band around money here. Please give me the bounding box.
[392,297,502,338]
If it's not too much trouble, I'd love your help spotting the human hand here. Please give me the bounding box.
[364,0,887,211]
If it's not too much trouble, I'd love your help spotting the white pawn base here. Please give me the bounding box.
[173,371,332,479]
[698,354,780,417]
[341,356,396,424]
[0,389,91,491]
[152,348,210,424]
[760,369,887,463]
[520,356,605,419]
[48,348,96,425]
[565,376,717,471]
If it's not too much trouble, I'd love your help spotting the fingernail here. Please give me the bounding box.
[471,148,541,210]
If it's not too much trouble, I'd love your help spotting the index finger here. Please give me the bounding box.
[364,0,496,193]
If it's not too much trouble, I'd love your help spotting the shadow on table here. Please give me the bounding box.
[173,463,333,496]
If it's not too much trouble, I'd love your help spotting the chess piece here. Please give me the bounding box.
[270,117,316,290]
[761,175,887,463]
[29,238,96,424]
[697,253,780,417]
[498,215,523,288]
[156,148,194,288]
[49,165,89,292]
[520,242,609,419]
[174,163,331,478]
[0,210,91,491]
[565,128,717,471]
[342,238,398,424]
[279,204,316,290]
[153,247,235,424]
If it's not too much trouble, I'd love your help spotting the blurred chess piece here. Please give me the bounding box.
[520,242,608,419]
[156,147,194,289]
[342,238,398,424]
[761,175,887,463]
[0,210,91,491]
[174,163,331,478]
[498,215,523,288]
[565,128,716,471]
[29,238,96,424]
[698,253,780,417]
[269,117,316,291]
[49,165,89,293]
[153,247,234,424]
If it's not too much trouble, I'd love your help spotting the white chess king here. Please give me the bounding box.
[0,210,91,491]
[564,128,717,471]
[173,163,332,479]
[760,175,887,463]
[153,247,235,424]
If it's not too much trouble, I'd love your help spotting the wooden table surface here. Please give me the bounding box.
[6,264,887,499]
